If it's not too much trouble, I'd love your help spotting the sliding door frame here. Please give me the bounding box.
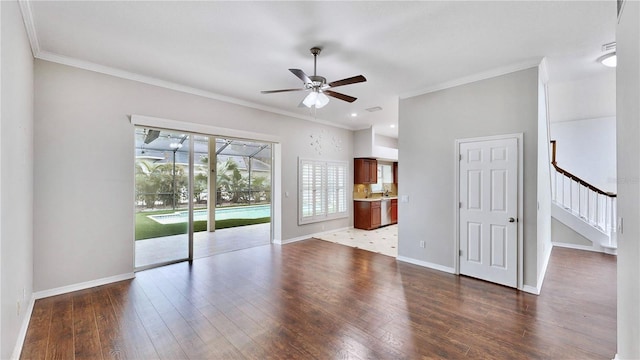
[131,115,281,271]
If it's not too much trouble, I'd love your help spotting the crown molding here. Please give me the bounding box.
[399,57,544,99]
[36,51,355,131]
[18,0,39,57]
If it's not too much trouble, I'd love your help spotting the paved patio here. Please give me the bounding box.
[135,223,271,268]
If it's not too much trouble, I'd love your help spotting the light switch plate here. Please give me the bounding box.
[400,195,409,203]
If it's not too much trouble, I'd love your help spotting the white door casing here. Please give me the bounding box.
[458,136,519,288]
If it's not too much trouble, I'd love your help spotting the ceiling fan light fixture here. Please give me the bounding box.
[303,91,329,109]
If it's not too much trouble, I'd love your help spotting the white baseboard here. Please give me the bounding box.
[274,227,352,245]
[396,256,456,274]
[537,243,553,291]
[11,296,36,360]
[33,272,135,300]
[552,241,603,253]
[521,242,553,296]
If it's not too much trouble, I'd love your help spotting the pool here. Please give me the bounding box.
[148,204,271,225]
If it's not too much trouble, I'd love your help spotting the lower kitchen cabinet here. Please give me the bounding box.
[354,200,381,230]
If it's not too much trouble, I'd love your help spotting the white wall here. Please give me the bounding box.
[550,117,617,193]
[548,72,616,123]
[375,133,398,149]
[536,65,553,290]
[34,60,353,292]
[353,127,374,158]
[1,1,34,358]
[616,1,640,358]
[551,218,591,247]
[398,67,540,287]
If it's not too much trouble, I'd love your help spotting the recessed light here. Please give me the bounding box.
[390,124,396,128]
[351,113,358,117]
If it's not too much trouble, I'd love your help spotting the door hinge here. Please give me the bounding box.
[459,249,463,256]
[459,154,462,161]
[459,202,462,208]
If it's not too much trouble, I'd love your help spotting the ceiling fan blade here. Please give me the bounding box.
[324,90,357,103]
[328,75,367,88]
[261,88,306,94]
[289,69,312,84]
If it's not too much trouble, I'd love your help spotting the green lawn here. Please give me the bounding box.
[135,208,270,240]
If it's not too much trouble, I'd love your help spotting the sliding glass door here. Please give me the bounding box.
[134,127,273,269]
[134,128,197,269]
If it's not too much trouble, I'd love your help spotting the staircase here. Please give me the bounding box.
[550,141,617,255]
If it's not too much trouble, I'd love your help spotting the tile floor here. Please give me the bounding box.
[314,224,398,257]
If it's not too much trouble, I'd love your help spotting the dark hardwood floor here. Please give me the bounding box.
[20,241,616,359]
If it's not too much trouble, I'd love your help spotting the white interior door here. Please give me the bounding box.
[459,137,518,288]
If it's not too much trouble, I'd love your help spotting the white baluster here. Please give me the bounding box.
[578,184,582,218]
[587,189,591,224]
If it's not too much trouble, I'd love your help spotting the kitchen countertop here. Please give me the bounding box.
[354,196,398,202]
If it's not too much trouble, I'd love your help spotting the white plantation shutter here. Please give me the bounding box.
[314,162,325,216]
[300,160,314,218]
[299,158,348,224]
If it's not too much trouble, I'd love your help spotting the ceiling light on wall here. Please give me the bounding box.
[598,52,617,67]
[351,113,358,117]
[390,124,396,128]
[169,143,183,149]
[303,90,330,109]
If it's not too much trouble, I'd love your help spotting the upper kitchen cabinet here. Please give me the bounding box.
[393,162,398,184]
[354,158,378,184]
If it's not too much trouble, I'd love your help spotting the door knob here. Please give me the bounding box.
[508,217,516,223]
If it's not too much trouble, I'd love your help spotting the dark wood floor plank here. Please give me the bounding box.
[128,279,189,360]
[20,297,54,360]
[72,290,103,360]
[20,240,617,359]
[45,294,74,360]
[105,282,161,359]
[90,286,134,360]
[143,269,250,359]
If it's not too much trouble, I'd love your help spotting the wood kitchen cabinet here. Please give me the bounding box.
[354,200,381,230]
[390,199,398,224]
[393,162,398,184]
[354,158,378,184]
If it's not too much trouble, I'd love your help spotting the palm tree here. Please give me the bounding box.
[216,158,247,204]
[135,160,187,209]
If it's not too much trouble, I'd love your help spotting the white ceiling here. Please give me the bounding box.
[22,1,617,138]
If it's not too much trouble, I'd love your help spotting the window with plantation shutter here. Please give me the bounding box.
[299,158,348,224]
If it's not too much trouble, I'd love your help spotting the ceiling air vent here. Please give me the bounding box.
[602,42,616,52]
[365,106,382,112]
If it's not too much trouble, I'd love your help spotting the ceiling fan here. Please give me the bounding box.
[261,47,367,109]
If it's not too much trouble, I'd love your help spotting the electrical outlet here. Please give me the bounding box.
[419,240,425,248]
[23,288,26,301]
[17,301,20,316]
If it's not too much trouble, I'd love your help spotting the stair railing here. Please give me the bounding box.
[550,140,617,243]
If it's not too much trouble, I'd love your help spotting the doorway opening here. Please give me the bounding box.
[134,127,272,269]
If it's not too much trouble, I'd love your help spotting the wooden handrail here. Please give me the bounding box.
[550,140,616,198]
